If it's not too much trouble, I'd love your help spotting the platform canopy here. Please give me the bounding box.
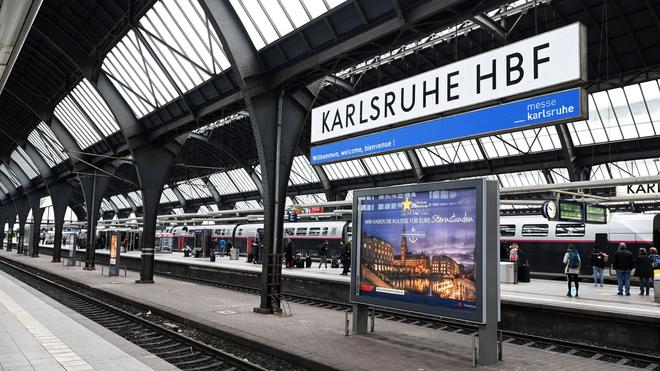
[0,0,659,217]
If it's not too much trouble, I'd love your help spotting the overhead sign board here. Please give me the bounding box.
[311,88,585,164]
[312,22,587,144]
[616,184,660,196]
[351,178,499,323]
[585,205,608,224]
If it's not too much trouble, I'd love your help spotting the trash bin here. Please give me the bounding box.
[230,248,239,260]
[500,262,518,284]
[518,263,531,282]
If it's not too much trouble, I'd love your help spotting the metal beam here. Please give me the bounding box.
[470,14,507,43]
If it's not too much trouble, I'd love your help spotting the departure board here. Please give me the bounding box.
[559,201,584,222]
[586,205,608,224]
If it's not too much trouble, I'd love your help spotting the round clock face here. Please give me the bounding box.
[546,201,557,219]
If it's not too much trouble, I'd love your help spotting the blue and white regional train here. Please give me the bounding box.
[500,213,660,274]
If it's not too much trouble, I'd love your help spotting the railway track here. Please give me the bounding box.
[155,270,660,370]
[0,259,271,371]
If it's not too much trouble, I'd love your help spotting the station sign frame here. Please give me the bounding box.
[350,178,499,324]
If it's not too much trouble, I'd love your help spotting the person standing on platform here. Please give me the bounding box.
[318,240,329,269]
[253,239,260,264]
[590,246,606,287]
[563,244,581,297]
[611,242,634,296]
[508,243,520,263]
[217,239,225,257]
[340,241,351,276]
[634,248,653,296]
[284,238,294,268]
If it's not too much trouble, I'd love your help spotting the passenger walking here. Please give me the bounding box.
[252,239,260,264]
[634,248,653,296]
[318,240,329,269]
[590,246,606,287]
[563,244,581,297]
[340,241,351,276]
[611,242,634,296]
[284,238,294,268]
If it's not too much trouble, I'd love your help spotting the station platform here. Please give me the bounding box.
[0,250,641,371]
[42,245,659,320]
[0,266,175,371]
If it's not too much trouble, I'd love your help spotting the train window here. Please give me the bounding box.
[331,227,337,235]
[500,224,516,236]
[321,227,328,236]
[521,224,548,236]
[296,228,308,236]
[309,227,321,236]
[285,228,295,236]
[556,224,585,237]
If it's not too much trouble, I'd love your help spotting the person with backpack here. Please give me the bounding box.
[611,242,635,296]
[650,247,660,272]
[563,244,581,297]
[634,247,653,296]
[590,246,606,287]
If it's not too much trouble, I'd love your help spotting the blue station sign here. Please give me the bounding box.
[310,88,586,165]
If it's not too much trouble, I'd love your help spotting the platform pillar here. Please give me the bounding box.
[5,206,16,252]
[133,140,185,284]
[79,170,111,270]
[15,198,30,255]
[50,183,75,263]
[27,192,45,257]
[0,212,6,250]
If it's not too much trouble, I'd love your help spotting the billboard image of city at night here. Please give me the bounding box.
[357,188,478,312]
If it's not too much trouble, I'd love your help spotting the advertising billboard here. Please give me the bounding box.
[110,233,119,265]
[351,179,499,323]
[311,22,586,144]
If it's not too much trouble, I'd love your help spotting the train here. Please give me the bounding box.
[30,211,660,274]
[500,213,660,274]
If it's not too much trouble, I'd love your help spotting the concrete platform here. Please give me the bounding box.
[0,266,176,371]
[47,245,659,319]
[0,250,643,371]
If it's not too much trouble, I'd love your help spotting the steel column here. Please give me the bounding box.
[14,198,30,254]
[27,192,45,257]
[5,205,17,252]
[79,170,111,270]
[50,182,74,262]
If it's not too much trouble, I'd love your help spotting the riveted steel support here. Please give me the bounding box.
[79,170,111,270]
[50,182,75,263]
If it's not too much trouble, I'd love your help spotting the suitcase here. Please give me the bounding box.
[518,264,530,282]
[247,253,254,263]
[296,259,305,268]
[305,256,312,268]
[331,257,339,268]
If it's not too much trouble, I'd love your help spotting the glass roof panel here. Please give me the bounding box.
[209,172,240,195]
[589,164,610,181]
[227,169,257,192]
[234,200,261,210]
[0,164,20,187]
[160,186,178,204]
[0,181,8,194]
[289,155,320,185]
[295,193,327,204]
[345,190,353,201]
[549,168,570,183]
[362,152,411,174]
[198,204,219,214]
[416,139,483,167]
[127,191,143,207]
[11,148,39,179]
[229,0,347,50]
[177,178,212,199]
[100,198,114,212]
[569,80,660,146]
[172,208,184,215]
[110,194,130,209]
[497,170,547,188]
[54,95,102,149]
[28,122,68,167]
[480,126,560,159]
[609,158,660,178]
[323,159,368,180]
[70,79,120,137]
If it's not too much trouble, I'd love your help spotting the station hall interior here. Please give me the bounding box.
[0,0,659,370]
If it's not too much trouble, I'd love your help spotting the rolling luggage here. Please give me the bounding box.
[331,256,339,268]
[518,263,530,282]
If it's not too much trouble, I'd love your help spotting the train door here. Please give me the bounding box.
[193,229,204,256]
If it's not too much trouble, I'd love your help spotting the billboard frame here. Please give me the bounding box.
[350,178,499,325]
